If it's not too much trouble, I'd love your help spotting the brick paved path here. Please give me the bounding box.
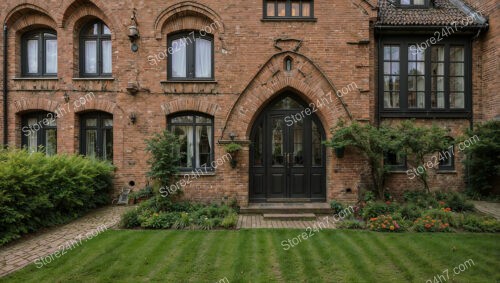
[0,205,130,277]
[236,214,337,229]
[472,201,500,220]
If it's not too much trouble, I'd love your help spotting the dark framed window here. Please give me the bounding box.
[167,113,214,171]
[264,0,313,18]
[398,0,429,7]
[384,151,407,171]
[439,139,455,171]
[21,30,57,77]
[379,36,471,118]
[80,112,113,161]
[21,111,57,155]
[79,21,112,77]
[167,32,214,81]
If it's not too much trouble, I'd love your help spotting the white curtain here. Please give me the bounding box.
[195,38,211,78]
[45,39,57,73]
[85,41,97,73]
[207,125,212,155]
[186,126,194,167]
[86,130,97,158]
[27,118,38,153]
[27,40,38,73]
[172,38,187,77]
[196,126,203,168]
[102,40,112,73]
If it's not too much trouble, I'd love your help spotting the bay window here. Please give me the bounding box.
[379,37,471,117]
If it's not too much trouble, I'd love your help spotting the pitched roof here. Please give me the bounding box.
[377,0,487,27]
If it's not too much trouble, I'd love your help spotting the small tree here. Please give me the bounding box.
[396,121,452,193]
[325,120,400,198]
[145,130,181,189]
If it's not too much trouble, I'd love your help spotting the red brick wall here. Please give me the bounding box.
[0,0,494,205]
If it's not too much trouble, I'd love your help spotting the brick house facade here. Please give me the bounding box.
[0,0,496,206]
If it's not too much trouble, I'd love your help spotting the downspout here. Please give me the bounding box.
[3,24,7,147]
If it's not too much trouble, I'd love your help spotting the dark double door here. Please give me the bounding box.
[249,95,326,202]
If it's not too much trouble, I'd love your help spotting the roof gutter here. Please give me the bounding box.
[3,24,7,147]
[374,24,488,33]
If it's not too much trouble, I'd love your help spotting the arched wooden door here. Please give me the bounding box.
[249,93,326,202]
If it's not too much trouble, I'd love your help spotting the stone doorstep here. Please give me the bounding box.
[263,213,317,220]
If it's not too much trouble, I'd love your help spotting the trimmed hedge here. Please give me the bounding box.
[0,149,114,246]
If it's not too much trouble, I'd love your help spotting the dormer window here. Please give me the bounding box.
[399,0,429,8]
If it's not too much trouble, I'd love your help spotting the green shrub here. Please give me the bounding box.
[330,200,345,214]
[0,149,114,246]
[399,204,422,221]
[462,121,500,196]
[445,192,474,212]
[402,190,438,209]
[140,212,179,229]
[362,201,399,220]
[221,213,238,228]
[121,209,141,228]
[337,219,365,230]
[173,212,192,229]
[459,214,500,232]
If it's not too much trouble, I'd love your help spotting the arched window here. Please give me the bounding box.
[21,30,57,76]
[80,112,113,161]
[80,21,112,77]
[284,56,293,71]
[21,111,57,155]
[167,32,214,80]
[168,113,214,171]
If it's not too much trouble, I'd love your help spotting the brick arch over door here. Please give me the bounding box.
[221,51,354,140]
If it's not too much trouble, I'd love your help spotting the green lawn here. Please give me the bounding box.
[1,230,499,283]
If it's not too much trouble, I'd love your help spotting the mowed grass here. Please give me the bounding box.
[1,230,499,283]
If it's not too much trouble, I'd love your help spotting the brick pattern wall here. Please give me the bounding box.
[0,0,494,205]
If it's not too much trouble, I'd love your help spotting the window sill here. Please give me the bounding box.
[437,170,457,174]
[261,17,317,22]
[161,80,217,84]
[73,77,115,81]
[13,77,59,80]
[175,171,216,177]
[387,170,408,174]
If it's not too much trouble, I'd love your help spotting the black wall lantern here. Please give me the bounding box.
[129,112,137,124]
[128,9,139,52]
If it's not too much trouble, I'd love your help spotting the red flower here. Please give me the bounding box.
[385,201,391,205]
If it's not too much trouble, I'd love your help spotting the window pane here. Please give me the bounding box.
[266,2,275,17]
[312,121,322,166]
[172,115,193,123]
[291,1,300,16]
[103,128,113,161]
[272,118,284,166]
[414,0,425,4]
[450,93,464,108]
[104,118,113,127]
[195,38,212,78]
[196,125,212,168]
[401,0,410,4]
[102,40,112,73]
[432,92,445,108]
[431,46,445,62]
[196,116,211,123]
[27,118,38,153]
[86,118,97,127]
[450,47,464,61]
[302,2,311,17]
[277,0,286,16]
[103,24,111,35]
[45,39,57,73]
[85,23,99,35]
[172,125,193,168]
[450,63,464,76]
[450,77,464,92]
[293,120,304,166]
[432,62,444,76]
[85,40,97,73]
[86,129,97,158]
[27,39,38,73]
[171,38,187,78]
[45,129,57,156]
